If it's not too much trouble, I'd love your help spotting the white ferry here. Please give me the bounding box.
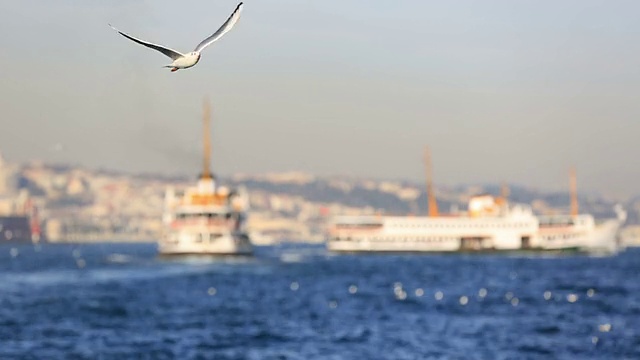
[326,149,626,254]
[158,100,253,256]
[328,194,539,253]
[328,195,625,254]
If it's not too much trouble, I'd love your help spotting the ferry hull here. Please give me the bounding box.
[158,234,253,256]
[327,239,460,253]
[327,206,626,255]
[579,219,623,254]
[538,213,626,255]
[327,230,620,255]
[327,248,586,255]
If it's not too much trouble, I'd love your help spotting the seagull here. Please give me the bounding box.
[109,2,243,72]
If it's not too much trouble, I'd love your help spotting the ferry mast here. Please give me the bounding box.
[423,146,439,217]
[570,167,578,217]
[198,98,215,194]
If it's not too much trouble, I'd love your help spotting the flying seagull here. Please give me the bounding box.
[109,2,243,72]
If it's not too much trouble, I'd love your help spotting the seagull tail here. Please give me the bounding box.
[163,65,179,72]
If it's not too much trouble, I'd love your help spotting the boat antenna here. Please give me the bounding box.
[424,146,439,217]
[200,97,213,180]
[570,166,578,217]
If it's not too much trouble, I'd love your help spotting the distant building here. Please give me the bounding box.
[45,219,63,242]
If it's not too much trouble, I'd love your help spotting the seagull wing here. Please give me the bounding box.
[193,2,244,53]
[109,24,184,60]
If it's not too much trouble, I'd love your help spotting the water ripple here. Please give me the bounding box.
[0,243,639,359]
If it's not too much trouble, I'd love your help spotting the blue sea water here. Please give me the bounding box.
[0,243,639,359]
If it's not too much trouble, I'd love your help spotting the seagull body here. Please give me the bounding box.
[109,2,243,72]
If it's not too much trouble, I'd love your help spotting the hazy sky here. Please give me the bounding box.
[1,0,639,198]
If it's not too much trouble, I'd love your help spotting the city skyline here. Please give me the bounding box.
[1,1,639,198]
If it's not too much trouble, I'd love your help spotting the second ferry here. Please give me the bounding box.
[158,100,253,256]
[327,148,626,254]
